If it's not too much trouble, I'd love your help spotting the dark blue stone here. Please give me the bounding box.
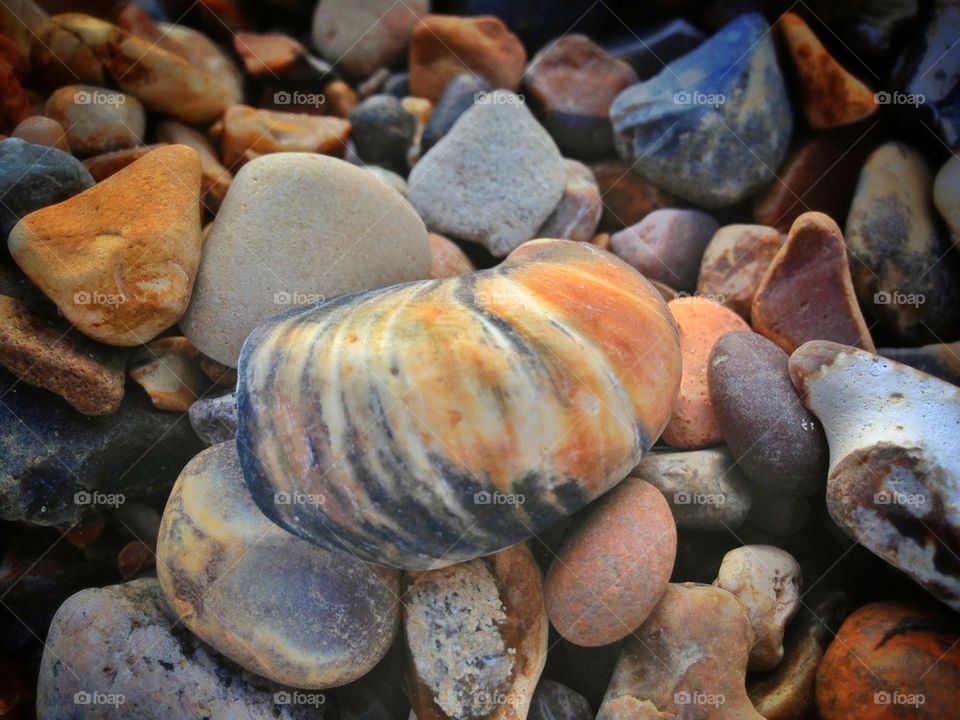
[348,94,416,174]
[383,72,409,98]
[606,19,706,80]
[421,73,492,153]
[530,679,593,720]
[609,13,792,208]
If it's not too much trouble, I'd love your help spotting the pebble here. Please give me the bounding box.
[790,341,960,610]
[597,583,764,719]
[662,297,751,449]
[610,13,792,208]
[188,391,237,446]
[0,138,94,239]
[233,31,305,77]
[36,578,327,719]
[8,145,203,346]
[816,601,960,719]
[409,14,526,102]
[714,545,802,671]
[420,74,490,152]
[155,120,232,212]
[157,442,400,688]
[590,160,675,228]
[220,104,351,167]
[325,79,360,117]
[697,224,783,319]
[846,142,960,344]
[633,448,753,530]
[349,94,417,173]
[236,240,681,569]
[607,18,705,79]
[44,84,145,156]
[609,208,718,292]
[159,21,244,104]
[407,91,566,257]
[312,0,427,77]
[529,679,593,720]
[934,155,960,240]
[524,34,637,159]
[11,115,69,151]
[545,478,676,646]
[0,43,30,130]
[535,159,602,243]
[404,545,547,720]
[752,211,875,353]
[181,152,430,366]
[880,341,960,386]
[82,145,159,181]
[129,337,209,412]
[429,232,474,278]
[363,165,408,195]
[780,12,878,128]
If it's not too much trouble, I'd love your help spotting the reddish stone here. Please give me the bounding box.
[233,32,305,76]
[12,116,71,152]
[429,233,474,278]
[83,145,163,181]
[697,224,784,319]
[591,161,675,229]
[220,105,350,167]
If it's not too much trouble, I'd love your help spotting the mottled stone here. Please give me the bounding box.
[607,18,705,80]
[790,341,960,610]
[37,578,326,719]
[349,94,416,173]
[610,14,792,208]
[188,391,237,446]
[780,13,877,129]
[129,337,209,412]
[524,34,637,159]
[610,209,718,291]
[429,232,474,278]
[546,478,676,646]
[44,84,144,156]
[816,601,960,719]
[634,448,752,530]
[934,155,960,240]
[158,442,400,688]
[11,115,69,151]
[663,298,751,449]
[9,145,202,346]
[221,105,351,167]
[409,14,526,102]
[591,161,675,228]
[697,224,783,319]
[880,341,960,386]
[408,92,565,257]
[536,159,602,243]
[597,583,764,719]
[421,74,489,152]
[156,120,232,212]
[529,680,592,720]
[845,142,960,344]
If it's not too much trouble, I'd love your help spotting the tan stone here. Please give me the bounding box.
[697,224,784,320]
[156,121,232,212]
[12,116,70,152]
[129,337,209,412]
[45,85,144,157]
[429,233,474,278]
[221,105,351,167]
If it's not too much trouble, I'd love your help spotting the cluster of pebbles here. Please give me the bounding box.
[1,0,960,718]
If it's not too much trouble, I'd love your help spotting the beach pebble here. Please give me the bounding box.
[11,115,69,151]
[349,94,416,173]
[129,337,209,412]
[44,85,144,156]
[188,391,237,446]
[220,105,351,167]
[591,160,675,228]
[535,159,602,243]
[429,232,474,278]
[934,155,960,240]
[697,224,783,319]
[421,73,490,152]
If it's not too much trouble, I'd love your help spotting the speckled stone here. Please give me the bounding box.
[536,159,602,243]
[590,161,675,229]
[880,341,960,386]
[188,391,237,446]
[529,680,592,720]
[934,155,960,241]
[420,74,490,153]
[429,233,474,278]
[44,84,145,156]
[697,224,784,319]
[546,478,676,646]
[349,94,416,174]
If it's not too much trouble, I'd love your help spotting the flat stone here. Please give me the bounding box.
[429,232,474,278]
[934,154,960,241]
[790,340,960,610]
[0,138,94,239]
[530,680,592,720]
[129,336,210,412]
[409,14,526,102]
[752,211,875,353]
[780,13,878,128]
[610,13,792,208]
[9,145,203,346]
[37,578,327,719]
[421,74,491,153]
[536,159,602,243]
[349,94,416,173]
[188,391,237,446]
[663,298,751,449]
[880,341,960,386]
[44,84,144,156]
[590,161,675,228]
[697,224,783,319]
[155,120,232,212]
[157,442,401,688]
[607,18,705,80]
[633,448,752,530]
[11,115,69,151]
[221,105,351,167]
[610,209,718,292]
[408,92,565,257]
[181,152,430,366]
[546,478,676,646]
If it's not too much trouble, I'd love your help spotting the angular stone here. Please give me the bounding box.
[880,341,960,386]
[129,337,209,412]
[429,232,474,278]
[44,84,144,156]
[697,224,783,319]
[9,145,203,346]
[11,115,69,151]
[607,18,705,80]
[752,212,875,353]
[546,478,676,647]
[529,680,592,720]
[221,105,350,167]
[610,13,792,208]
[590,161,675,228]
[934,154,960,240]
[421,74,490,152]
[157,442,400,688]
[408,92,565,257]
[349,94,416,173]
[155,120,232,212]
[188,391,237,446]
[536,159,602,243]
[790,341,960,610]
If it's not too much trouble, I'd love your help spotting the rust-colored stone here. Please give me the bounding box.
[221,105,350,167]
[590,161,675,229]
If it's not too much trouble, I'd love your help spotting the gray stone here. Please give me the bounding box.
[349,94,416,174]
[188,391,237,445]
[530,679,592,720]
[421,74,490,153]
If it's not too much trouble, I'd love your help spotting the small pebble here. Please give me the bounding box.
[129,337,209,412]
[220,104,351,167]
[349,94,417,173]
[188,391,237,446]
[590,160,675,228]
[697,223,784,319]
[11,115,69,151]
[420,74,491,152]
[44,85,145,156]
[535,159,602,243]
[429,232,474,278]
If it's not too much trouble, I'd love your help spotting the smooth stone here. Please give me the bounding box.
[312,0,427,77]
[709,332,827,496]
[546,478,676,647]
[0,294,126,415]
[663,298,750,449]
[349,94,416,173]
[934,155,960,240]
[44,84,144,156]
[607,18,705,80]
[363,165,408,195]
[405,545,547,720]
[697,224,783,319]
[409,14,526,102]
[610,13,792,208]
[780,13,878,129]
[597,583,764,719]
[0,138,94,239]
[233,31,305,76]
[529,679,592,720]
[421,73,490,153]
[524,34,637,159]
[157,442,400,688]
[237,240,681,569]
[429,232,474,278]
[37,578,327,719]
[220,105,351,167]
[714,545,802,671]
[129,337,209,412]
[188,391,237,446]
[155,120,232,212]
[880,341,960,386]
[790,341,960,610]
[0,367,202,525]
[9,145,202,346]
[752,211,875,353]
[182,152,430,366]
[845,142,960,344]
[816,601,960,719]
[535,159,602,243]
[408,92,565,257]
[11,115,69,151]
[634,448,752,530]
[324,79,360,118]
[609,208,718,292]
[158,21,243,104]
[590,160,675,228]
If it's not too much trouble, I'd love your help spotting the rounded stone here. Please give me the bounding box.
[11,115,70,151]
[420,74,491,152]
[530,680,592,720]
[220,105,350,167]
[429,232,474,278]
[181,152,431,366]
[546,478,676,646]
[45,84,145,156]
[348,94,417,174]
[536,159,602,243]
[697,224,784,319]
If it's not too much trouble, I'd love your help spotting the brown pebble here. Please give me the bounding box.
[12,115,70,152]
[697,224,784,320]
[129,337,210,412]
[220,104,350,167]
[429,233,474,278]
[590,161,675,229]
